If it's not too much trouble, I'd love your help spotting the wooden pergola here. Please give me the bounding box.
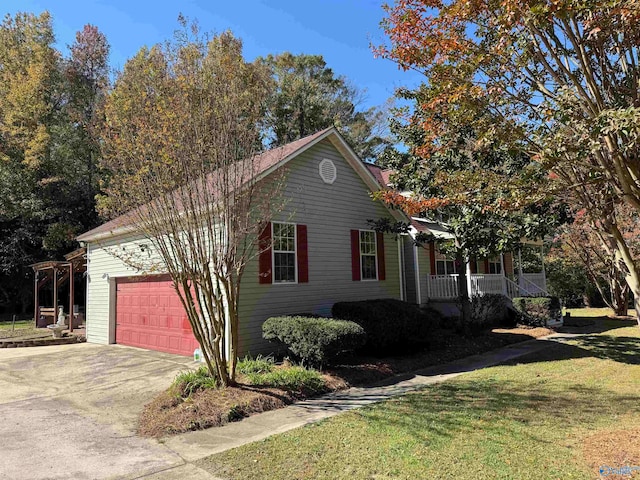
[31,247,87,332]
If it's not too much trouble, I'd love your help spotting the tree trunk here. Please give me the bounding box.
[608,223,640,326]
[609,274,630,317]
[456,250,472,329]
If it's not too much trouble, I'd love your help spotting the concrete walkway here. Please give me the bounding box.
[142,333,566,479]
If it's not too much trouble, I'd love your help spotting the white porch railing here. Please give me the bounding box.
[426,274,460,300]
[519,273,547,295]
[426,273,548,300]
[470,274,505,296]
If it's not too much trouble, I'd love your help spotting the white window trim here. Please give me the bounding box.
[359,229,378,282]
[436,259,457,275]
[488,257,502,275]
[272,222,298,284]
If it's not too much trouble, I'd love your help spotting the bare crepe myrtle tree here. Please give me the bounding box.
[98,22,283,386]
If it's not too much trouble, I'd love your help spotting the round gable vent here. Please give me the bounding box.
[319,158,337,184]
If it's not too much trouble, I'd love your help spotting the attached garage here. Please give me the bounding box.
[115,276,199,356]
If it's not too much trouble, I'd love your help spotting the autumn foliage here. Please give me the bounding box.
[377,0,640,321]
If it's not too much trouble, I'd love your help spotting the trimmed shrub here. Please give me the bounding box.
[331,299,440,353]
[459,294,517,336]
[262,316,366,366]
[512,296,562,326]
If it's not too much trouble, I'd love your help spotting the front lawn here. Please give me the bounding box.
[0,319,40,339]
[197,316,640,480]
[140,324,552,437]
[565,307,636,319]
[139,358,345,437]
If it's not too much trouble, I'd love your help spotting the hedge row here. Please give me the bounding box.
[262,299,442,363]
[460,294,518,336]
[262,316,365,367]
[331,298,440,353]
[512,296,562,326]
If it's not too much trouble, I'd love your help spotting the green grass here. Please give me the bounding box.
[197,314,640,480]
[237,355,276,375]
[171,366,219,398]
[565,306,636,318]
[171,358,326,401]
[244,366,326,394]
[239,355,326,394]
[0,319,42,339]
[0,319,34,330]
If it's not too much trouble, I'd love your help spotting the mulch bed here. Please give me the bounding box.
[139,373,347,438]
[138,325,553,438]
[582,428,640,479]
[326,325,553,386]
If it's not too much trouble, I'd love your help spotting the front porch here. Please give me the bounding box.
[426,272,548,300]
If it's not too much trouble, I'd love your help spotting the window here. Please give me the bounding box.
[436,259,458,275]
[488,257,502,274]
[359,230,378,280]
[272,222,296,283]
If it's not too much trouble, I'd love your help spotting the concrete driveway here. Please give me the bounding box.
[0,343,202,480]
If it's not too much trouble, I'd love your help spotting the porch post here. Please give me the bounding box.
[465,257,473,298]
[33,270,39,325]
[518,248,524,296]
[68,263,74,333]
[500,253,507,296]
[414,244,422,305]
[540,245,547,292]
[53,268,58,315]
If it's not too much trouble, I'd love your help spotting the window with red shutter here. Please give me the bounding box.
[350,230,361,281]
[258,223,272,284]
[351,230,384,281]
[296,224,308,283]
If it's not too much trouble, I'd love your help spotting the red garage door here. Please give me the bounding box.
[115,276,199,356]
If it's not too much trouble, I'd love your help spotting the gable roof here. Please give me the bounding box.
[78,127,407,243]
[365,164,394,188]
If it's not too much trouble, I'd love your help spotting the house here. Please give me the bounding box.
[366,164,550,316]
[76,128,553,358]
[77,128,407,357]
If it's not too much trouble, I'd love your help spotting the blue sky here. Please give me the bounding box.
[4,0,422,111]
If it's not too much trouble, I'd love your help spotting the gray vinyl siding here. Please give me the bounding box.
[238,138,401,355]
[84,138,401,354]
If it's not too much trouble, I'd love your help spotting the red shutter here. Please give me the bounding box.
[296,224,308,283]
[376,231,386,281]
[484,258,490,274]
[350,230,361,281]
[259,223,272,284]
[429,241,436,274]
[470,258,477,274]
